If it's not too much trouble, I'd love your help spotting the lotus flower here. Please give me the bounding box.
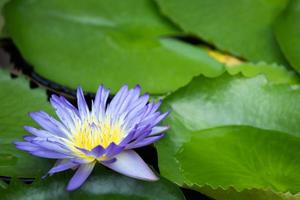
[15,85,169,190]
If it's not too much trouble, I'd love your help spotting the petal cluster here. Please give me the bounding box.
[15,85,169,190]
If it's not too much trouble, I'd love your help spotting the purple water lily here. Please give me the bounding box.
[15,85,169,191]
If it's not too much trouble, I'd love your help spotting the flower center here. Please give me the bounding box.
[73,120,123,150]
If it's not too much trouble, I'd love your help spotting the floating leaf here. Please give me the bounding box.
[179,126,300,193]
[4,0,224,94]
[155,0,288,64]
[156,73,300,198]
[198,183,300,200]
[0,180,7,189]
[226,62,298,84]
[1,167,185,200]
[275,0,300,73]
[0,0,9,37]
[0,70,52,177]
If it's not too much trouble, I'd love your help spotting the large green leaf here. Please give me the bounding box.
[155,0,288,64]
[0,0,9,36]
[156,73,300,198]
[226,62,299,84]
[4,0,224,94]
[179,126,300,194]
[1,167,185,200]
[275,0,300,73]
[0,70,52,177]
[198,178,300,200]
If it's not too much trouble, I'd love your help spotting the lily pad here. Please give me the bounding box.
[156,73,300,198]
[155,0,288,64]
[0,0,9,36]
[179,126,300,193]
[4,0,224,94]
[275,0,300,73]
[226,62,299,84]
[1,167,185,200]
[198,182,300,200]
[0,70,52,177]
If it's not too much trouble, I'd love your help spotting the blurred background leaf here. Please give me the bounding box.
[3,0,224,94]
[155,0,289,65]
[275,0,300,73]
[156,72,300,198]
[1,167,185,200]
[0,70,52,177]
[0,0,10,37]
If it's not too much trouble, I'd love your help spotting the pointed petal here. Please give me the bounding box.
[48,160,78,175]
[106,85,128,122]
[103,150,158,181]
[105,143,124,158]
[91,145,105,157]
[30,150,71,159]
[67,162,95,191]
[15,141,40,151]
[113,85,141,118]
[93,85,110,120]
[119,128,136,146]
[24,126,53,138]
[77,86,89,119]
[101,158,116,164]
[29,111,68,137]
[50,95,80,130]
[126,134,164,149]
[149,126,169,136]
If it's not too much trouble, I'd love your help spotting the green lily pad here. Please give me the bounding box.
[155,0,288,64]
[226,62,299,84]
[275,0,300,73]
[1,167,185,200]
[0,0,9,36]
[179,126,300,193]
[0,70,52,177]
[198,179,300,200]
[4,0,224,94]
[156,73,300,198]
[0,180,7,189]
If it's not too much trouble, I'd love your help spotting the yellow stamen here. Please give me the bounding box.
[72,119,123,151]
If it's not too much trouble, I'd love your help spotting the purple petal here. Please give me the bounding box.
[48,160,78,175]
[149,126,169,136]
[101,158,116,165]
[31,139,71,154]
[70,158,92,164]
[139,111,170,128]
[91,145,105,157]
[77,86,89,119]
[113,85,141,118]
[102,150,158,181]
[67,162,95,191]
[24,126,53,138]
[130,124,152,141]
[124,94,150,122]
[29,111,68,137]
[105,143,124,158]
[23,135,35,142]
[76,147,91,155]
[119,128,136,146]
[50,95,80,130]
[142,100,162,117]
[92,85,110,120]
[30,149,71,159]
[106,85,129,122]
[15,141,40,151]
[126,134,164,149]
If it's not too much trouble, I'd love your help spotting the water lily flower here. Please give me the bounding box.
[15,85,169,191]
